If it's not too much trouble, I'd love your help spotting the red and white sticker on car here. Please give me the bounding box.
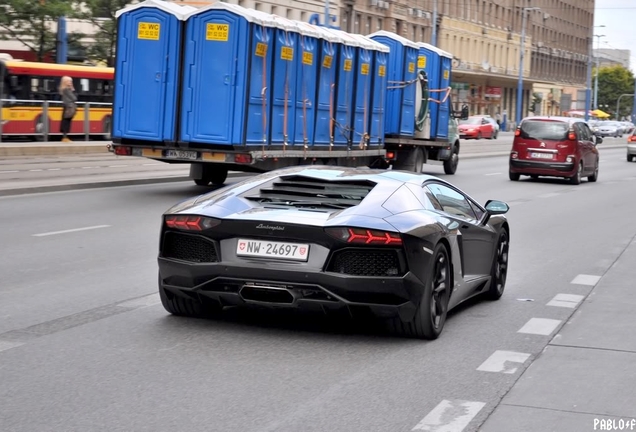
[236,239,310,261]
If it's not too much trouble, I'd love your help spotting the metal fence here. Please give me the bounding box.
[0,98,113,142]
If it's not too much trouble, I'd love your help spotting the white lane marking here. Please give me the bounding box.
[537,192,561,198]
[411,399,486,431]
[604,181,617,185]
[484,172,501,176]
[476,350,531,374]
[0,340,25,353]
[29,169,43,172]
[109,164,128,167]
[571,274,602,286]
[517,318,562,336]
[547,293,584,308]
[0,170,19,173]
[143,163,163,166]
[32,225,111,237]
[47,168,61,171]
[81,166,99,169]
[118,293,161,309]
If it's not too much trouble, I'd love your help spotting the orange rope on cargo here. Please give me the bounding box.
[428,87,452,104]
[360,82,368,149]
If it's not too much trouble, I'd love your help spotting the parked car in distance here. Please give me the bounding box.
[509,116,602,185]
[621,121,635,135]
[458,116,497,140]
[627,130,636,162]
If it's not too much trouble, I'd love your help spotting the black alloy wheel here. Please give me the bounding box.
[487,230,509,300]
[429,249,451,332]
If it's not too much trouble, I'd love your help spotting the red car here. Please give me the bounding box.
[509,116,602,185]
[458,116,496,139]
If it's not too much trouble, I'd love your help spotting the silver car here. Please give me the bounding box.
[596,121,623,138]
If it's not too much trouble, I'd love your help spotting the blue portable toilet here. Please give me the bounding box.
[415,42,442,138]
[291,21,322,147]
[113,0,193,143]
[267,15,301,147]
[325,28,359,146]
[360,35,389,147]
[436,47,453,139]
[307,26,343,147]
[180,3,276,147]
[347,34,376,148]
[368,30,419,137]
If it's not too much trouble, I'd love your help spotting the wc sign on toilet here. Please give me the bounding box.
[137,22,161,40]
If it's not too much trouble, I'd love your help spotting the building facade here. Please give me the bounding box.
[594,48,631,69]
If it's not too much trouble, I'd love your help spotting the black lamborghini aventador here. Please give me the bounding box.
[157,166,511,340]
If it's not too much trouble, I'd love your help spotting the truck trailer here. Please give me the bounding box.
[108,0,469,186]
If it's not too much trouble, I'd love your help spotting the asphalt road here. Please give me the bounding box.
[1,147,635,431]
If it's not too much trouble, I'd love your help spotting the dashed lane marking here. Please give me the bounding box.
[32,224,111,237]
[537,192,561,198]
[517,318,562,336]
[547,294,584,308]
[0,170,19,173]
[476,350,531,374]
[484,172,501,176]
[411,399,486,431]
[571,274,602,286]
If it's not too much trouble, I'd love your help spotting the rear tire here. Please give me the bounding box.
[569,161,583,185]
[509,171,520,181]
[443,145,459,175]
[588,159,599,182]
[486,229,509,300]
[159,279,222,318]
[388,243,451,340]
[628,154,634,162]
[194,179,210,186]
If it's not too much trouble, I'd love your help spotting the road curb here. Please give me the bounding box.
[0,145,109,157]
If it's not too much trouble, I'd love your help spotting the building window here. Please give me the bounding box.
[377,18,383,31]
[354,13,361,33]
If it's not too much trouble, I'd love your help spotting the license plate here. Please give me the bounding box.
[165,149,198,160]
[236,239,310,261]
[530,152,554,159]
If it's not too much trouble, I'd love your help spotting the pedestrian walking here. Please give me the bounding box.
[59,76,77,142]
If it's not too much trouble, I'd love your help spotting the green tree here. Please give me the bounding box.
[0,0,78,61]
[596,65,635,120]
[79,0,131,66]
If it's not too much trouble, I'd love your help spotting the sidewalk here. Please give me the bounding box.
[480,235,636,432]
[0,135,626,159]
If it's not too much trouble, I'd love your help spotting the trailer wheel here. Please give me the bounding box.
[190,164,228,186]
[443,145,459,175]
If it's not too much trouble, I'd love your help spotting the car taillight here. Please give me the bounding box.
[568,131,577,140]
[164,215,221,231]
[514,129,521,137]
[325,227,402,245]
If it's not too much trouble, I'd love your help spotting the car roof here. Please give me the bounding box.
[244,165,442,186]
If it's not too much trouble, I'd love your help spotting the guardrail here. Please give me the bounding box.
[0,99,113,142]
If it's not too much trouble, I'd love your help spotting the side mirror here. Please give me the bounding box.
[595,136,603,145]
[485,200,509,215]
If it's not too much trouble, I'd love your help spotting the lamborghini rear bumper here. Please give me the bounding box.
[158,257,425,320]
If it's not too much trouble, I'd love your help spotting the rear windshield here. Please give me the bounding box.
[519,120,568,141]
[460,117,481,125]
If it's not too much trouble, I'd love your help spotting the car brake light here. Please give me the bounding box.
[114,146,132,156]
[165,215,221,231]
[514,129,521,137]
[568,132,577,140]
[386,151,395,159]
[325,227,402,245]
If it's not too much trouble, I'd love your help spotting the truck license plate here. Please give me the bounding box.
[165,150,198,160]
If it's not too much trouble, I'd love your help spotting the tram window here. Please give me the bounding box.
[80,78,90,92]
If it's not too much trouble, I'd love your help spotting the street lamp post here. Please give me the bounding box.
[616,93,635,121]
[593,34,605,109]
[585,25,605,122]
[516,6,540,124]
